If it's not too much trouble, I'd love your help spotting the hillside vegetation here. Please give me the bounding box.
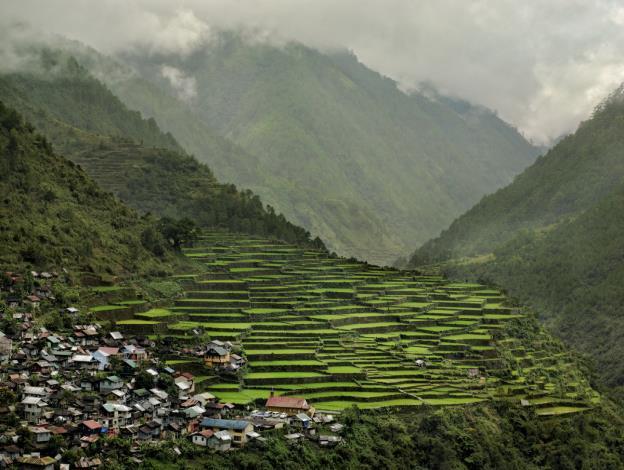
[146,403,624,470]
[108,229,622,470]
[111,230,598,417]
[111,34,539,264]
[0,48,322,249]
[408,87,624,389]
[0,101,181,279]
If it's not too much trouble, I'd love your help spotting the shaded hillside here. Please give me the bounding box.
[1,48,181,153]
[409,89,624,264]
[70,141,322,245]
[0,101,180,279]
[98,74,265,189]
[0,50,322,249]
[408,87,624,388]
[442,182,624,388]
[114,34,539,264]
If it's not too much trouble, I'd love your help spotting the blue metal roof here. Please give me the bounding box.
[200,418,251,431]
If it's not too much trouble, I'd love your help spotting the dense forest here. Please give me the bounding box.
[0,49,323,250]
[0,100,185,279]
[408,86,624,391]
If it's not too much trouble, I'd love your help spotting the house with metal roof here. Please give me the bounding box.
[266,395,314,417]
[200,418,253,446]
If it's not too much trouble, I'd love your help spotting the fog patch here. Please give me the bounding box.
[160,65,197,103]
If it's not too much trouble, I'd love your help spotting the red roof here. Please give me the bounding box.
[97,347,119,356]
[199,429,214,438]
[49,426,68,434]
[266,396,309,409]
[81,420,102,430]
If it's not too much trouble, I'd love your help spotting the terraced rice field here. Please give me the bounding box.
[115,231,598,414]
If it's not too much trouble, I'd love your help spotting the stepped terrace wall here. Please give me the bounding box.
[113,231,600,415]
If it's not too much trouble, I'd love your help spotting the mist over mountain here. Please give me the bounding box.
[3,4,624,469]
[85,33,538,264]
[0,43,321,250]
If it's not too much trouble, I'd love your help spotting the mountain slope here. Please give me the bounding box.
[0,49,322,249]
[409,89,624,264]
[407,87,624,388]
[448,182,624,387]
[114,35,539,264]
[0,100,180,279]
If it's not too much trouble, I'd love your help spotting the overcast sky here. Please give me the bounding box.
[4,0,624,144]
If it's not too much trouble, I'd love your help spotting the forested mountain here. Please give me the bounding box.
[101,34,539,264]
[408,87,624,389]
[0,47,322,249]
[0,101,182,279]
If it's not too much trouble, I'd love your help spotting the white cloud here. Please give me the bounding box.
[160,65,197,103]
[2,0,624,143]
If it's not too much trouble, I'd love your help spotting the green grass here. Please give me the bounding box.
[314,399,423,410]
[213,389,278,404]
[169,321,251,330]
[137,308,174,318]
[338,322,402,330]
[245,372,326,379]
[275,382,360,390]
[91,304,129,312]
[245,349,316,355]
[91,286,125,293]
[250,360,325,367]
[445,334,492,341]
[156,230,601,414]
[403,346,431,355]
[326,366,362,374]
[423,397,486,405]
[535,406,589,416]
[243,308,289,315]
[117,300,148,305]
[116,319,159,325]
[304,391,396,399]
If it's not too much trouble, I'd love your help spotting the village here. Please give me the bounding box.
[0,271,343,469]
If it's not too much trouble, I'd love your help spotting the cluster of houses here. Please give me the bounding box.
[179,340,246,371]
[0,273,344,467]
[2,271,60,313]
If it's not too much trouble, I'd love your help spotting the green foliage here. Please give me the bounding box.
[141,403,624,470]
[0,48,181,153]
[134,369,155,390]
[156,373,178,397]
[0,101,182,277]
[410,87,624,265]
[0,52,322,250]
[0,315,18,336]
[44,311,65,331]
[99,34,539,264]
[143,280,183,300]
[158,217,198,251]
[0,388,16,407]
[409,86,624,389]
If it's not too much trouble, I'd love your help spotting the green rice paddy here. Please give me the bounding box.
[111,230,599,415]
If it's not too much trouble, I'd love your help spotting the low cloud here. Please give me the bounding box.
[160,65,197,103]
[3,0,624,144]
